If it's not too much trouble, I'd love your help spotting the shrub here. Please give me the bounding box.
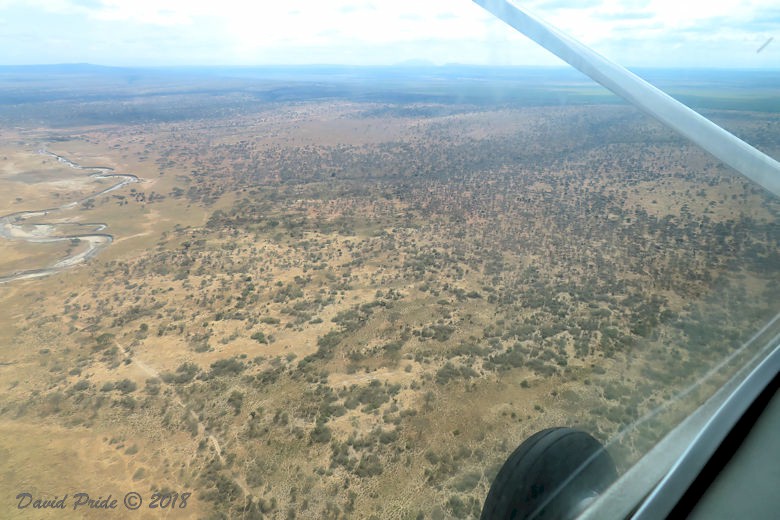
[115,379,137,394]
[173,362,199,384]
[209,358,246,377]
[310,421,332,444]
[227,391,244,414]
[354,454,383,478]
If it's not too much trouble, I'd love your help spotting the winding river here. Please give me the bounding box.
[0,148,140,284]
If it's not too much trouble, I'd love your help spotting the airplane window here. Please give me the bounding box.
[0,1,777,519]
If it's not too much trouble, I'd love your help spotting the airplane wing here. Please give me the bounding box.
[472,0,780,198]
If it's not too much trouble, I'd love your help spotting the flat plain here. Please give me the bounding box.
[0,66,778,519]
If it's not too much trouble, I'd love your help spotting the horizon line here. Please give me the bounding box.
[1,62,779,72]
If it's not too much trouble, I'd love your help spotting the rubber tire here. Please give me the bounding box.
[481,427,617,520]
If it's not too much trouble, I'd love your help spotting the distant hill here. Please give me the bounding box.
[0,63,128,74]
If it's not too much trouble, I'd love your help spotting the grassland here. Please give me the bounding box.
[0,66,778,519]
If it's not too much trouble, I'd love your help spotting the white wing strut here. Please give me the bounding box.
[473,0,780,197]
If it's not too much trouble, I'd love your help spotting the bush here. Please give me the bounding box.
[420,324,455,342]
[452,471,481,492]
[310,421,332,444]
[115,379,137,394]
[227,391,244,414]
[435,362,477,385]
[378,429,398,444]
[173,362,199,384]
[354,454,383,478]
[94,333,114,350]
[209,358,246,377]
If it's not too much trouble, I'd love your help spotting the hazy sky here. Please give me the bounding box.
[1,0,778,68]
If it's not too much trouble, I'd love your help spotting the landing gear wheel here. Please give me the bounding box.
[481,427,617,520]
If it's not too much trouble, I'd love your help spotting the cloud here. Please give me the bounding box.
[747,8,780,29]
[339,4,375,14]
[597,11,654,21]
[527,0,602,9]
[0,0,778,66]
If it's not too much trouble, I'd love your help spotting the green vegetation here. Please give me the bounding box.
[1,74,776,519]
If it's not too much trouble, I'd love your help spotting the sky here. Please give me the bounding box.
[0,0,778,68]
